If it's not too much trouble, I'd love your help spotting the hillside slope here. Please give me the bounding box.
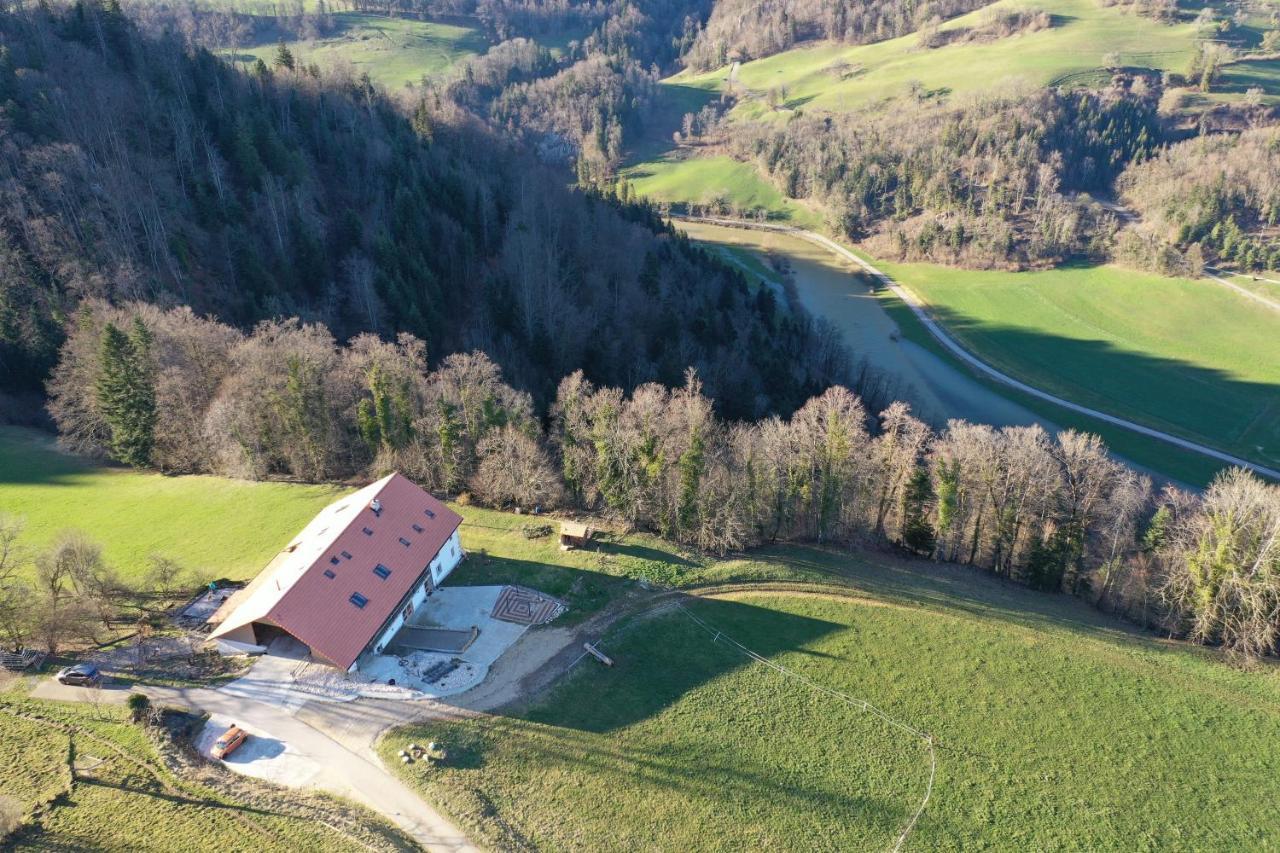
[0,3,845,417]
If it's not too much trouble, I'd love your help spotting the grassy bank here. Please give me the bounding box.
[384,547,1280,849]
[0,692,407,850]
[671,0,1197,119]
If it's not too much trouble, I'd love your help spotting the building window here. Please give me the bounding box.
[412,523,424,533]
[373,564,391,580]
[424,508,436,519]
[329,556,340,565]
[403,602,414,620]
[349,592,369,608]
[398,537,411,547]
[362,527,373,536]
[341,550,352,559]
[323,569,336,579]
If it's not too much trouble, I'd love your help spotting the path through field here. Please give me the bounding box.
[678,216,1280,481]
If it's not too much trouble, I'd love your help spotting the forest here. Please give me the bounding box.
[682,0,991,68]
[40,298,1280,660]
[723,87,1161,268]
[0,1,848,417]
[1119,126,1280,273]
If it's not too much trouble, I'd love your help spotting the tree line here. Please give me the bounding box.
[682,0,990,69]
[45,301,1280,659]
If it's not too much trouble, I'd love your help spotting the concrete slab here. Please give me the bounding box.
[196,713,325,787]
[181,588,237,622]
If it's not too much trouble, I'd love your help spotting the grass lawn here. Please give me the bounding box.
[624,153,823,228]
[0,692,400,850]
[0,426,342,583]
[228,14,488,88]
[876,260,1280,470]
[383,545,1280,849]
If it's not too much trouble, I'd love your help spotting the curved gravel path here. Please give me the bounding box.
[678,216,1280,481]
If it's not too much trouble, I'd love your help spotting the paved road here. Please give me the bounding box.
[32,676,475,852]
[678,216,1280,481]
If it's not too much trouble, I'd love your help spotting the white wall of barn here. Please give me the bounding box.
[356,529,465,670]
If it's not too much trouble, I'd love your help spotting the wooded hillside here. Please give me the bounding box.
[0,2,847,418]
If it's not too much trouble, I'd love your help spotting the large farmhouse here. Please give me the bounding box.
[208,472,464,671]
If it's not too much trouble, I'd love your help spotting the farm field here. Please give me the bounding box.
[384,549,1280,849]
[0,693,405,850]
[624,153,822,227]
[676,221,1261,485]
[0,426,342,583]
[228,14,487,88]
[879,260,1280,470]
[665,0,1198,121]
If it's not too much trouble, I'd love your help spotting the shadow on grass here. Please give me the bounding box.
[529,594,843,733]
[0,426,102,487]
[916,298,1280,467]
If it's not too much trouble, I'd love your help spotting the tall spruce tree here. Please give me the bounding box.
[95,319,156,467]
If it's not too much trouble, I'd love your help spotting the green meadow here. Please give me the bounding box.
[230,14,487,88]
[667,0,1199,120]
[879,260,1280,470]
[0,426,342,583]
[625,153,823,227]
[385,544,1280,849]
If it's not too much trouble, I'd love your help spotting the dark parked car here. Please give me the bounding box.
[56,663,101,686]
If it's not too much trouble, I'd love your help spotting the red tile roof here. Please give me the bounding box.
[209,473,462,669]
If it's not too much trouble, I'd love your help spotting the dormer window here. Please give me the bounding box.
[329,557,340,566]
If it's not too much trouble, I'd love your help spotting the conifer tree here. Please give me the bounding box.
[95,319,156,467]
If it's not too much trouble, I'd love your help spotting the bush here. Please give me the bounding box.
[521,523,554,540]
[126,692,151,723]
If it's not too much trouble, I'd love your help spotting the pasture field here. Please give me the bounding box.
[0,693,403,850]
[625,153,822,227]
[0,427,774,596]
[385,547,1280,849]
[666,0,1198,121]
[1225,269,1280,303]
[229,14,487,88]
[879,260,1280,470]
[0,426,342,583]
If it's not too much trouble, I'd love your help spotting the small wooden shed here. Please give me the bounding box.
[559,521,593,551]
